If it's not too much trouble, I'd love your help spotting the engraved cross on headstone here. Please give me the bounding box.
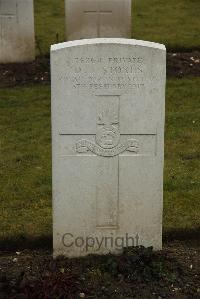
[75,95,140,229]
[84,6,112,37]
[0,1,17,17]
[0,1,17,38]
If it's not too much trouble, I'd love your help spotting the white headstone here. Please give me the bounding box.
[0,0,35,63]
[65,0,132,40]
[51,39,166,258]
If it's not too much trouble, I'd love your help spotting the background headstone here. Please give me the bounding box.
[65,0,132,40]
[51,39,166,258]
[0,0,35,63]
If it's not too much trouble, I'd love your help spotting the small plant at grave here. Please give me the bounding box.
[6,269,80,299]
[85,268,103,284]
[102,246,175,283]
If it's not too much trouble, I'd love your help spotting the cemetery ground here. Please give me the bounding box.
[0,0,200,298]
[0,77,199,298]
[0,78,199,243]
[34,0,200,54]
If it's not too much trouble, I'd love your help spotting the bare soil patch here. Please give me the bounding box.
[0,240,199,299]
[167,51,200,78]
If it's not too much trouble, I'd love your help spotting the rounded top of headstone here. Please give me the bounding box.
[51,38,166,52]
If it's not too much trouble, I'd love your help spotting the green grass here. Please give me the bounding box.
[0,78,199,245]
[0,86,52,242]
[34,0,65,56]
[34,0,200,56]
[164,78,200,232]
[133,0,200,50]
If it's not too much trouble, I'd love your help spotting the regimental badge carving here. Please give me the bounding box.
[76,97,139,157]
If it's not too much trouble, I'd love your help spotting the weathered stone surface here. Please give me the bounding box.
[65,0,132,40]
[0,0,35,63]
[51,39,166,258]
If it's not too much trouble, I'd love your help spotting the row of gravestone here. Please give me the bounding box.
[1,0,166,257]
[0,0,132,63]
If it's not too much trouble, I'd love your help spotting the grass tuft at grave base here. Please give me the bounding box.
[34,0,200,56]
[0,78,199,249]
